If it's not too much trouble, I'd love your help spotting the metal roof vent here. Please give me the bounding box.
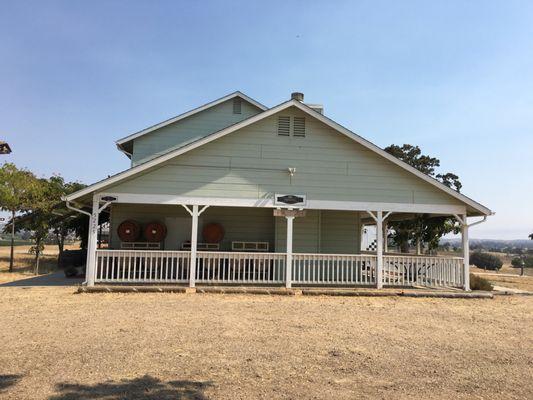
[232,97,242,114]
[291,92,304,102]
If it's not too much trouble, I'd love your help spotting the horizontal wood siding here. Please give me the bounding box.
[320,210,361,254]
[109,106,462,206]
[274,210,361,254]
[275,211,320,253]
[131,99,262,165]
[199,207,275,251]
[110,204,274,251]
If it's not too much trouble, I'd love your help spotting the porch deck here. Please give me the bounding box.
[94,249,464,289]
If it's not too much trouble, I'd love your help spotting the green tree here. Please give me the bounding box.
[46,176,87,260]
[384,144,462,252]
[0,163,39,271]
[529,233,533,240]
[384,144,462,191]
[14,176,88,273]
[22,177,55,274]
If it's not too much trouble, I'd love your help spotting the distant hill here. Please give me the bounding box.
[441,238,533,251]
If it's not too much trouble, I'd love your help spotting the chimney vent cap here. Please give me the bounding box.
[291,92,304,102]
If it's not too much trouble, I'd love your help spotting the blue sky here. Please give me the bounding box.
[1,0,532,239]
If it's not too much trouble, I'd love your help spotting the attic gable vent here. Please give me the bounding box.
[293,117,306,137]
[277,116,290,136]
[233,98,242,114]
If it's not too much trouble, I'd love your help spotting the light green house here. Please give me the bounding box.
[65,91,492,290]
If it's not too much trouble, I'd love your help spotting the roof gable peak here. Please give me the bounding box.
[115,91,267,148]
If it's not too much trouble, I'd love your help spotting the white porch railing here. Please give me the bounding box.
[195,251,286,284]
[383,255,464,288]
[292,253,377,285]
[93,250,464,289]
[95,250,190,283]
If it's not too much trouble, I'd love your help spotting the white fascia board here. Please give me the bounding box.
[68,98,492,216]
[91,192,467,215]
[288,101,493,216]
[115,91,267,146]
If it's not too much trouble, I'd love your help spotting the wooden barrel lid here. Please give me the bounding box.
[202,223,224,243]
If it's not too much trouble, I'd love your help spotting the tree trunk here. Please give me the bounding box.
[56,231,65,268]
[416,238,422,255]
[34,238,41,275]
[34,253,40,275]
[9,210,15,272]
[34,250,40,275]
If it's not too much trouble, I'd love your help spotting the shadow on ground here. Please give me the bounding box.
[48,375,212,400]
[0,374,22,391]
[0,271,83,287]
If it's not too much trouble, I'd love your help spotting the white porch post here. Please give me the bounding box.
[461,214,470,291]
[285,215,294,289]
[376,211,384,289]
[85,195,99,286]
[189,205,199,288]
[182,204,209,288]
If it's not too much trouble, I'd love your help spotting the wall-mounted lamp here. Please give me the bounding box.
[288,167,296,177]
[100,196,118,202]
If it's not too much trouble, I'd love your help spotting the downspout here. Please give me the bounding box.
[65,200,91,217]
[453,214,489,291]
[468,216,488,228]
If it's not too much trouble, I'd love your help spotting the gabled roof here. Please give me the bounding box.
[115,91,267,154]
[67,99,492,216]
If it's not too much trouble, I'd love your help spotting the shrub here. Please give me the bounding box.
[511,256,533,268]
[470,274,493,291]
[470,252,502,271]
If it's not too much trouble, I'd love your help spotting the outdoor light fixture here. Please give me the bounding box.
[288,167,296,176]
[101,196,117,202]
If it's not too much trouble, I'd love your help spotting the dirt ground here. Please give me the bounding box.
[0,287,531,400]
[0,244,79,283]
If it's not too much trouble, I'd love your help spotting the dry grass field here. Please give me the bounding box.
[0,244,78,283]
[0,287,532,400]
[0,246,531,399]
[470,254,533,291]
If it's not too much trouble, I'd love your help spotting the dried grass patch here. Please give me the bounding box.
[0,287,531,399]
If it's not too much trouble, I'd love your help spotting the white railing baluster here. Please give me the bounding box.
[92,250,464,289]
[379,254,463,289]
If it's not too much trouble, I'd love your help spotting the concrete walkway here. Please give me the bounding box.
[492,285,533,295]
[0,271,83,287]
